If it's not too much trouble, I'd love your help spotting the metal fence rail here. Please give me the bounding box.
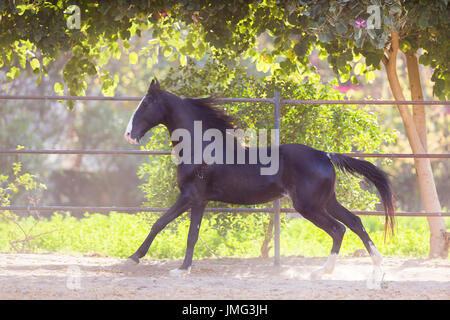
[1,149,449,158]
[0,149,172,155]
[1,95,450,105]
[1,94,449,265]
[1,206,448,217]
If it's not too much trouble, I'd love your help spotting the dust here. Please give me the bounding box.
[0,253,448,300]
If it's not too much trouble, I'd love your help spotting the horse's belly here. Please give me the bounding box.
[205,166,285,204]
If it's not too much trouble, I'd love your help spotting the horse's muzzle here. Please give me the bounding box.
[124,132,139,144]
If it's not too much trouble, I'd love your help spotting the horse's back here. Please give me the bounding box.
[279,143,336,194]
[202,143,335,204]
[280,143,334,175]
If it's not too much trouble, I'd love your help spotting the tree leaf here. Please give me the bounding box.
[293,42,308,57]
[30,58,40,70]
[54,82,64,94]
[336,21,348,35]
[129,52,138,64]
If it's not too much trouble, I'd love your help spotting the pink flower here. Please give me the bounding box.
[333,84,361,93]
[354,18,367,28]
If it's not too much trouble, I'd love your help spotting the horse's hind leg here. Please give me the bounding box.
[326,196,383,284]
[291,196,346,279]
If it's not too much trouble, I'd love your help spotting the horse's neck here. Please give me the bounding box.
[163,97,239,152]
[165,122,243,160]
[165,102,197,134]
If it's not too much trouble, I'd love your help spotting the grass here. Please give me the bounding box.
[0,212,448,259]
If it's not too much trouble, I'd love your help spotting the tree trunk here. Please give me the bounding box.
[383,32,447,258]
[405,54,427,149]
[260,215,274,258]
[404,52,447,258]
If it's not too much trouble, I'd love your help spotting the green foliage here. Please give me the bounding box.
[0,160,47,208]
[1,1,448,105]
[0,161,47,252]
[0,212,442,258]
[0,0,441,259]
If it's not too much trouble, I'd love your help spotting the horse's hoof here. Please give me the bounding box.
[117,258,140,273]
[369,244,383,266]
[310,267,333,280]
[366,267,385,290]
[125,257,139,265]
[169,267,191,277]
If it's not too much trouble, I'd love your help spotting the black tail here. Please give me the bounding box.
[328,153,395,237]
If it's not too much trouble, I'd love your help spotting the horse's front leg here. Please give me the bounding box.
[170,202,207,275]
[128,194,191,264]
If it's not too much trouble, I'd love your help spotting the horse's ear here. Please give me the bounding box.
[148,78,160,92]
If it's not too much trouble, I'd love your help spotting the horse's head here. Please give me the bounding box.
[124,79,166,144]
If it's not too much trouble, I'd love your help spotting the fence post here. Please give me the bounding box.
[273,91,281,266]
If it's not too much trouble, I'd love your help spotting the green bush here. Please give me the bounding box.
[1,212,444,259]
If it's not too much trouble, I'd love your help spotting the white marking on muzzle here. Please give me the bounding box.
[125,132,139,144]
[124,97,145,144]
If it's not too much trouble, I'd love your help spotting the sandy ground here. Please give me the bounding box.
[0,253,448,300]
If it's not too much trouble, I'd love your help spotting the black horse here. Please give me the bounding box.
[124,79,395,279]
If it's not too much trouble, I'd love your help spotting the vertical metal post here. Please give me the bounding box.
[273,91,281,266]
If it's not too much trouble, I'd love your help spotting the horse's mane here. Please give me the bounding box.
[183,97,236,132]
